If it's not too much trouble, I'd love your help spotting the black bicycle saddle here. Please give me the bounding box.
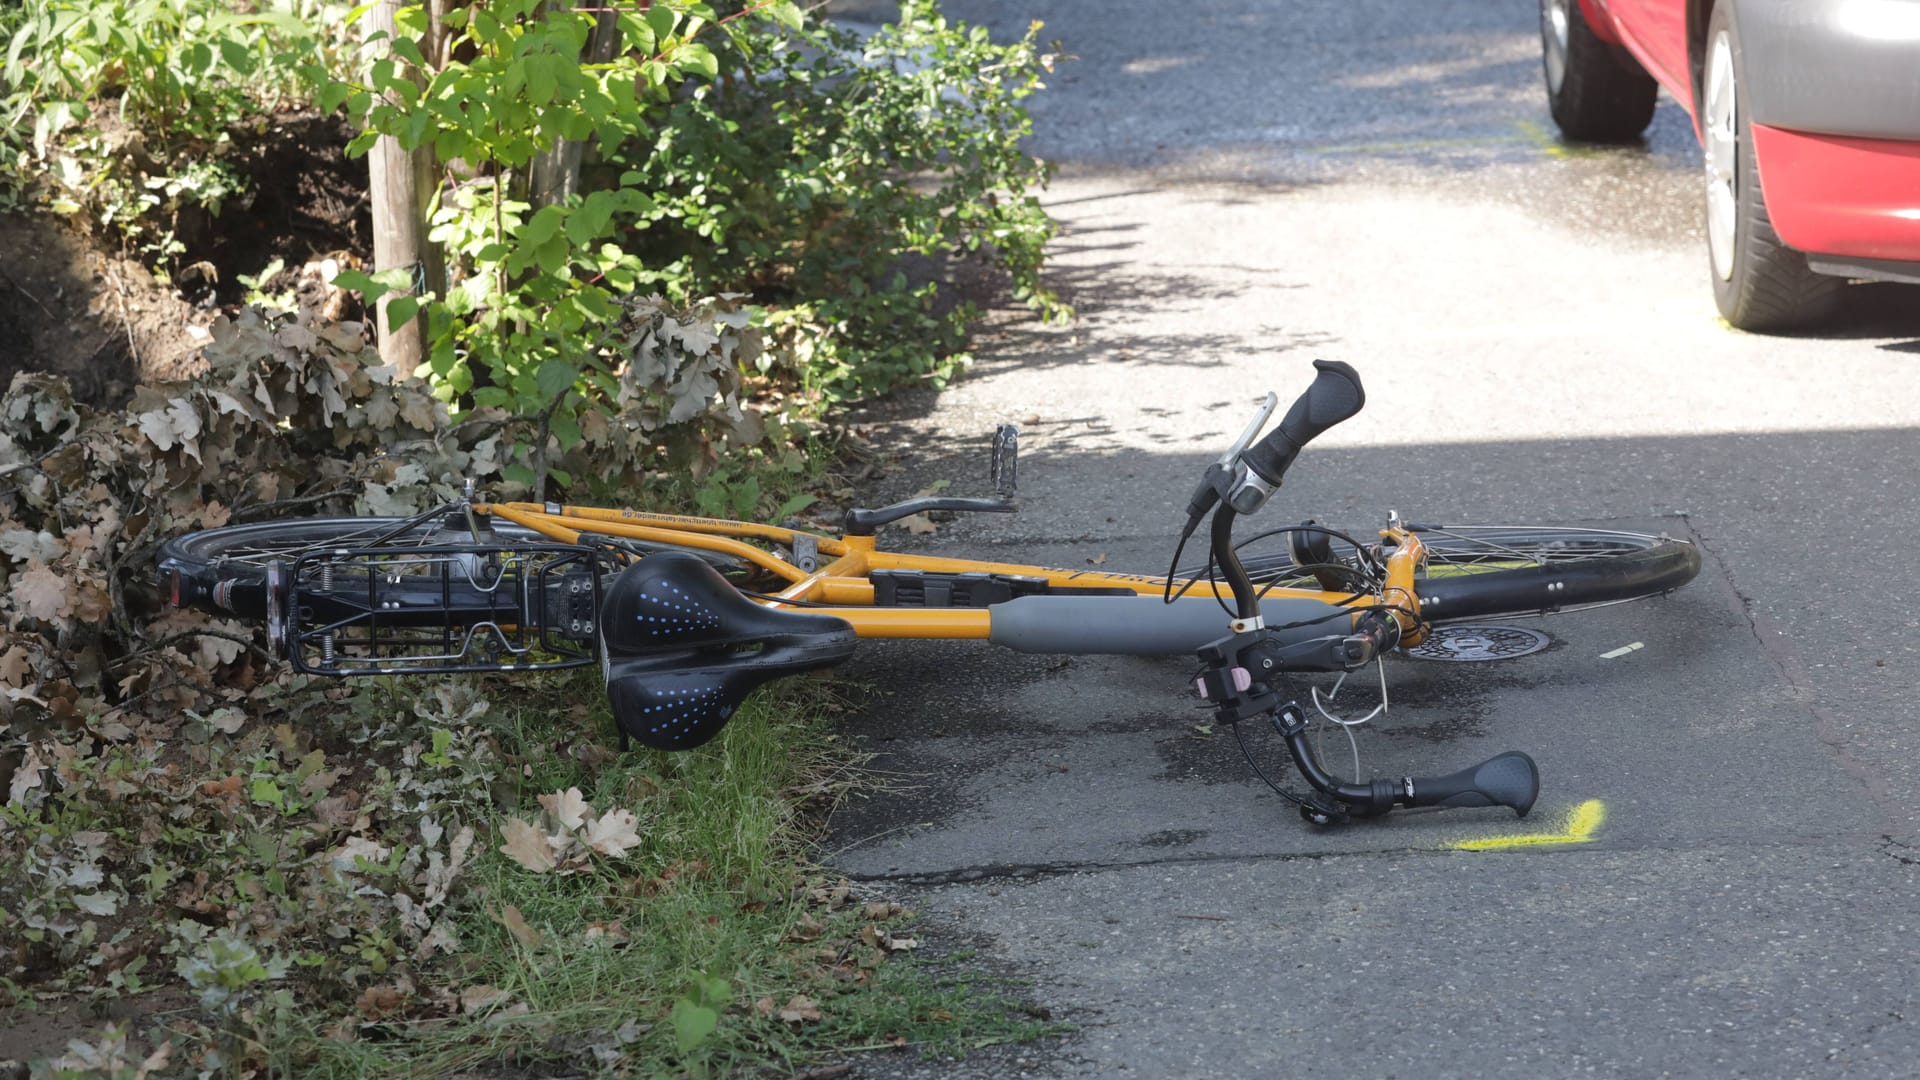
[601,551,857,750]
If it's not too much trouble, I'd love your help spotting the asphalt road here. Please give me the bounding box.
[825,1,1920,1075]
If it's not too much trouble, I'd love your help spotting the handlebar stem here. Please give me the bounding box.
[1209,505,1261,620]
[1377,525,1430,647]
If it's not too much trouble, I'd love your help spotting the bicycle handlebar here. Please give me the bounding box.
[1270,706,1539,818]
[1192,364,1539,823]
[1228,360,1366,514]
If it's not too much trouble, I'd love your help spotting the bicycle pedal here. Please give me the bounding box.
[991,423,1018,497]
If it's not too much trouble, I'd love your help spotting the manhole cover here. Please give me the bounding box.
[1406,625,1551,662]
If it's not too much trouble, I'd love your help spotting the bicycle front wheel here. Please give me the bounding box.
[1408,524,1701,623]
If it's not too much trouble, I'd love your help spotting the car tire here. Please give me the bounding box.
[1702,1,1842,331]
[1539,0,1658,141]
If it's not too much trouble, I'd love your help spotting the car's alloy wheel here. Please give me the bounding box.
[1542,0,1571,93]
[1702,29,1738,282]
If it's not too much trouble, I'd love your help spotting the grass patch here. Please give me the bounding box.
[4,670,1059,1075]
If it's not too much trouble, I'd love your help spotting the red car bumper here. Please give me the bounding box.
[1752,125,1920,273]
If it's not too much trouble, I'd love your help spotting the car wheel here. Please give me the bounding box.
[1702,1,1842,331]
[1540,0,1657,141]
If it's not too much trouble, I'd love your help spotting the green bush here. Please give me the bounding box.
[616,0,1066,400]
[335,0,1062,474]
[0,0,341,260]
[2,0,1064,491]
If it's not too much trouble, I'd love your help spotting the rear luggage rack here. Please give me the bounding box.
[274,544,616,676]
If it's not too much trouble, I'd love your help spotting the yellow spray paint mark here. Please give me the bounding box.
[1446,798,1606,852]
[1308,134,1531,156]
[1513,119,1610,160]
[1305,122,1605,161]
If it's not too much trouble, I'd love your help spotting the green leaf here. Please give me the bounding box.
[645,6,678,45]
[471,7,502,43]
[315,80,352,114]
[534,234,570,277]
[565,192,617,247]
[386,296,422,330]
[773,493,817,520]
[330,269,384,296]
[731,475,761,518]
[534,359,576,402]
[672,1000,718,1055]
[674,42,718,79]
[766,1,805,30]
[521,204,568,247]
[250,778,285,811]
[215,38,254,75]
[526,54,557,106]
[394,4,427,37]
[615,13,656,54]
[370,267,416,294]
[503,463,537,487]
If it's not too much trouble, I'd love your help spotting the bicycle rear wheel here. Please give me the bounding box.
[158,512,765,675]
[1407,524,1700,623]
[159,514,559,622]
[159,512,756,622]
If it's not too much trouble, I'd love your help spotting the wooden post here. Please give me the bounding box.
[365,0,430,372]
[529,2,624,210]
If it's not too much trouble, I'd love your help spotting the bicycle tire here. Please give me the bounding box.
[1189,524,1699,623]
[1407,525,1700,623]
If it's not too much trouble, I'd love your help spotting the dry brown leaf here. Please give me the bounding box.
[0,645,31,686]
[13,561,73,622]
[495,905,544,948]
[777,994,823,1023]
[537,787,591,831]
[581,807,642,858]
[458,984,513,1015]
[355,986,406,1020]
[584,920,630,944]
[330,836,391,873]
[1087,552,1107,565]
[8,744,48,804]
[784,914,826,943]
[499,818,559,873]
[901,513,938,535]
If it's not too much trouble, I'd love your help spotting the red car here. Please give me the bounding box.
[1539,0,1920,330]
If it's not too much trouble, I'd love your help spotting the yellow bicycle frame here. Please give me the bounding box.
[479,502,1431,645]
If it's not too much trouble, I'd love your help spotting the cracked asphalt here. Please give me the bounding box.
[824,0,1920,1075]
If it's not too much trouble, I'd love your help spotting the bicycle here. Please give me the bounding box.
[157,361,1702,826]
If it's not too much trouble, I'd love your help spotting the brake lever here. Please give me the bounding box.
[1219,392,1279,466]
[1183,393,1279,526]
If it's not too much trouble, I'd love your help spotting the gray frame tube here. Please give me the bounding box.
[986,595,1351,656]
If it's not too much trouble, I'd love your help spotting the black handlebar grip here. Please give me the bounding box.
[1243,360,1366,486]
[1403,751,1539,817]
